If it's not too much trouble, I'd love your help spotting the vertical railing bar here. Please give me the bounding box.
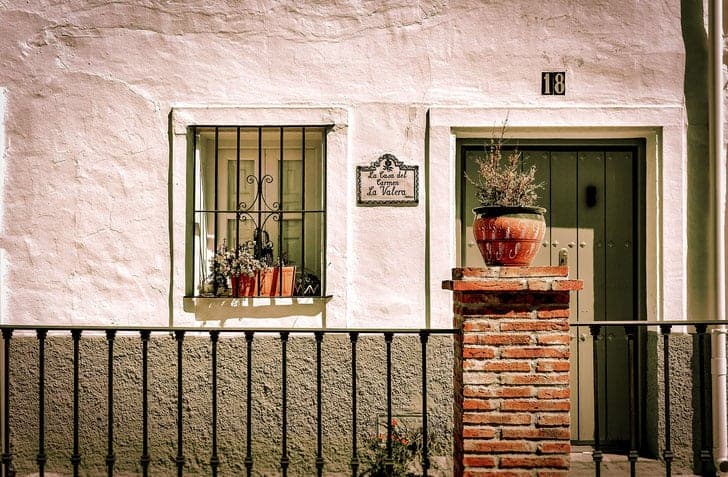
[256,127,263,295]
[660,324,673,477]
[350,331,359,477]
[315,331,324,477]
[213,127,219,296]
[589,325,602,477]
[300,126,306,279]
[36,329,47,477]
[625,325,638,477]
[235,127,241,250]
[106,329,116,477]
[384,332,394,475]
[280,331,290,476]
[245,331,254,477]
[321,130,327,296]
[1,329,11,477]
[696,324,713,475]
[420,330,430,477]
[71,329,82,477]
[210,331,220,477]
[140,331,151,477]
[175,330,185,477]
[278,127,284,296]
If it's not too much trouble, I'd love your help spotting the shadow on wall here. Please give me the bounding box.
[680,0,713,472]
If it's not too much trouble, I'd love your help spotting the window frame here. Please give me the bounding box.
[188,125,330,298]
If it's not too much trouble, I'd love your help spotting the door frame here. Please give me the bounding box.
[456,138,648,450]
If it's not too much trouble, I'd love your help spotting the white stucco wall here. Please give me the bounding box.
[0,0,719,327]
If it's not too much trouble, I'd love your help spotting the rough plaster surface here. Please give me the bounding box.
[0,0,721,327]
[645,331,715,474]
[4,334,453,476]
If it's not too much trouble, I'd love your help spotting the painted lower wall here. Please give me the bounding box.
[4,334,453,476]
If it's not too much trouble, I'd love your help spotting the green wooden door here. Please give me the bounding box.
[460,142,644,448]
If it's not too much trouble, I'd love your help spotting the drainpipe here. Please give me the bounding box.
[710,0,728,471]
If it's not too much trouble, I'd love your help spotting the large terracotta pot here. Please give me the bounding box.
[472,206,546,266]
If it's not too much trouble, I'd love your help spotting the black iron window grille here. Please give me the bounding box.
[190,126,328,298]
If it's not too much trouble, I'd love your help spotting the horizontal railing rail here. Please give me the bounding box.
[0,326,458,477]
[568,319,728,477]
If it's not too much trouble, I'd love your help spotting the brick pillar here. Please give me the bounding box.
[443,267,582,477]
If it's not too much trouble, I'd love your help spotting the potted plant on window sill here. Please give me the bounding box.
[210,241,264,297]
[466,120,545,266]
[209,240,297,297]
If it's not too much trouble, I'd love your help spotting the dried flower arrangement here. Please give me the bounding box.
[209,240,264,294]
[465,119,541,208]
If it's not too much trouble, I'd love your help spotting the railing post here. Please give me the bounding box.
[140,330,151,477]
[244,331,254,477]
[36,329,47,477]
[314,331,324,477]
[384,332,394,476]
[2,329,12,477]
[625,325,638,477]
[443,266,581,476]
[71,329,82,477]
[660,324,673,477]
[209,330,219,477]
[105,329,116,477]
[349,331,359,477]
[174,330,185,477]
[589,325,603,477]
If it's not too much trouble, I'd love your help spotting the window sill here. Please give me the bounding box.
[183,295,333,316]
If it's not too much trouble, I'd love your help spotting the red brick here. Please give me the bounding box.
[537,388,570,399]
[464,385,534,398]
[536,360,570,372]
[501,347,569,359]
[477,334,534,346]
[464,440,533,453]
[449,280,528,292]
[500,399,570,412]
[527,279,552,291]
[501,427,570,440]
[500,321,569,332]
[501,374,569,386]
[464,398,499,411]
[537,334,570,345]
[464,346,497,359]
[457,306,535,317]
[551,280,583,291]
[500,456,569,469]
[537,472,569,477]
[462,455,497,468]
[538,442,572,454]
[481,361,532,372]
[463,413,533,425]
[464,471,532,477]
[463,372,499,385]
[463,426,497,439]
[453,266,568,279]
[464,320,495,332]
[536,308,570,319]
[537,414,571,426]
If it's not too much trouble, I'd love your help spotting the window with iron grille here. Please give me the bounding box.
[190,126,327,297]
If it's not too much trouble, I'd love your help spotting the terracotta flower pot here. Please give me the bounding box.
[472,206,546,266]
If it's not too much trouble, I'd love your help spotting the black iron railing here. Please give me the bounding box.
[0,326,457,477]
[571,320,728,477]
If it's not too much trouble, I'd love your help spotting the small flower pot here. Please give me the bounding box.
[472,206,546,266]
